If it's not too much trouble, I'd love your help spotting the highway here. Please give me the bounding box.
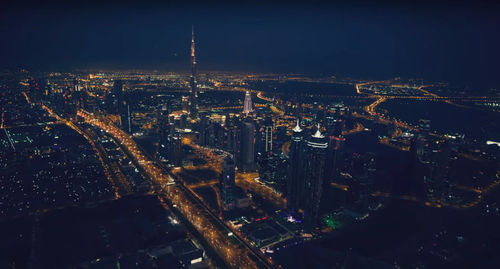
[77,110,274,269]
[342,122,365,136]
[24,77,499,267]
[181,137,286,209]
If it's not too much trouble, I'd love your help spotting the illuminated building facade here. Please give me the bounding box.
[182,96,189,112]
[189,26,199,118]
[243,91,253,115]
[287,121,328,229]
[264,115,273,153]
[302,126,328,229]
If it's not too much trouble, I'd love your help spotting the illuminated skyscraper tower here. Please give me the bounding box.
[287,122,328,229]
[287,119,304,214]
[264,115,273,153]
[239,91,256,171]
[243,91,253,114]
[302,125,328,229]
[182,96,189,112]
[189,26,199,118]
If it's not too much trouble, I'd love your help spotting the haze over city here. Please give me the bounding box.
[1,1,499,269]
[2,1,500,89]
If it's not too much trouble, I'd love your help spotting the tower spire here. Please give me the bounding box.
[313,124,324,138]
[293,118,302,132]
[191,25,196,69]
[189,25,198,118]
[243,90,254,114]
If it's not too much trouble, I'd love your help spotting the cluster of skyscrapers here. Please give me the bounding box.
[287,122,333,229]
[147,28,354,229]
[157,104,182,167]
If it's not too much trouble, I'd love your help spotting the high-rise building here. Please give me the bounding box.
[302,126,329,230]
[189,26,199,119]
[239,117,255,171]
[243,91,253,115]
[157,104,170,160]
[226,119,240,157]
[287,120,304,214]
[287,121,328,229]
[199,114,209,146]
[258,153,288,194]
[106,80,123,114]
[108,80,131,133]
[255,121,265,156]
[156,104,181,166]
[220,156,236,210]
[182,96,189,112]
[264,116,273,153]
[214,123,225,149]
[169,133,182,167]
[120,101,132,133]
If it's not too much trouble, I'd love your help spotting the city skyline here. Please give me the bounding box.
[2,2,500,90]
[1,2,499,269]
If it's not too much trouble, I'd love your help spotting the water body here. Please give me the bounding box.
[274,199,500,269]
[380,99,499,139]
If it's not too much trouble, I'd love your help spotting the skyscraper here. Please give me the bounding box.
[120,101,131,133]
[182,96,189,112]
[220,156,236,210]
[242,91,253,115]
[107,80,123,114]
[287,121,328,229]
[239,117,255,172]
[157,104,170,161]
[302,126,328,230]
[264,116,273,153]
[189,26,199,118]
[226,117,240,158]
[259,153,288,194]
[171,133,182,167]
[287,119,304,214]
[110,80,131,133]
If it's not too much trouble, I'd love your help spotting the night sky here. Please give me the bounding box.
[1,1,500,89]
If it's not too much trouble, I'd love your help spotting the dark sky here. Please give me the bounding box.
[1,1,500,90]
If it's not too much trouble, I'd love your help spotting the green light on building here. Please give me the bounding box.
[323,215,341,229]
